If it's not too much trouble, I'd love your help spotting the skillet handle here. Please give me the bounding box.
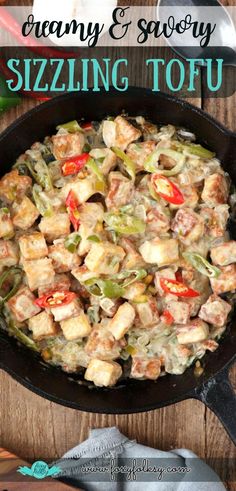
[194,365,236,445]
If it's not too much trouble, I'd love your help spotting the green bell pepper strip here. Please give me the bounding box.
[183,252,221,278]
[0,74,21,113]
[104,212,146,235]
[8,320,39,352]
[144,148,186,176]
[175,142,215,159]
[64,233,81,253]
[25,160,52,191]
[56,120,83,133]
[32,185,53,217]
[111,147,136,180]
[84,278,125,299]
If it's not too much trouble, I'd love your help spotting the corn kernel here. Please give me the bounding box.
[144,274,153,285]
[95,222,103,233]
[133,294,148,304]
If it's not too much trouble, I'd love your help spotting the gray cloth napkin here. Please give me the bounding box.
[54,427,226,491]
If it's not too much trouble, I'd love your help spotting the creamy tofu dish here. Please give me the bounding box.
[0,115,235,387]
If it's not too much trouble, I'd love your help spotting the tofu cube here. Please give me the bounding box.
[126,141,156,171]
[210,241,236,267]
[39,213,70,242]
[165,301,191,325]
[61,175,101,204]
[123,282,146,301]
[102,117,141,151]
[210,264,236,294]
[85,242,125,275]
[85,327,121,360]
[107,302,135,340]
[48,239,81,273]
[146,205,170,235]
[106,172,134,209]
[176,319,209,344]
[102,120,117,148]
[0,240,18,270]
[7,286,41,322]
[201,173,228,206]
[0,170,32,203]
[199,294,231,327]
[99,297,120,317]
[50,298,81,322]
[84,359,122,387]
[28,311,57,341]
[52,132,85,160]
[115,116,142,151]
[12,196,39,230]
[60,312,91,340]
[121,238,145,270]
[79,202,105,227]
[139,238,179,267]
[135,298,159,327]
[72,265,98,283]
[38,273,71,296]
[19,232,48,260]
[23,258,55,291]
[0,208,14,238]
[131,357,161,380]
[171,208,204,245]
[200,205,229,238]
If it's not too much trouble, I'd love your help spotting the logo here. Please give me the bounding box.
[17,461,61,479]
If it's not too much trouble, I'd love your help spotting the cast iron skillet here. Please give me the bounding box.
[0,88,236,443]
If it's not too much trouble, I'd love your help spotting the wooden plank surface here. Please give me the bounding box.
[0,0,235,489]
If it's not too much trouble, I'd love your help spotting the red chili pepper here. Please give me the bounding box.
[160,278,200,298]
[175,271,183,283]
[35,290,77,309]
[81,122,93,131]
[151,174,184,205]
[62,153,90,176]
[162,310,174,325]
[66,190,80,231]
[0,7,77,59]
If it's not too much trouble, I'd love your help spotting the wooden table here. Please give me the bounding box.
[0,0,236,489]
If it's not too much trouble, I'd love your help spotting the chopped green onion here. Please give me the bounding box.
[64,233,81,253]
[104,212,146,235]
[144,148,185,176]
[84,278,125,299]
[83,143,92,153]
[183,252,221,278]
[1,207,9,214]
[56,120,83,133]
[111,269,147,288]
[87,235,101,243]
[111,146,136,180]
